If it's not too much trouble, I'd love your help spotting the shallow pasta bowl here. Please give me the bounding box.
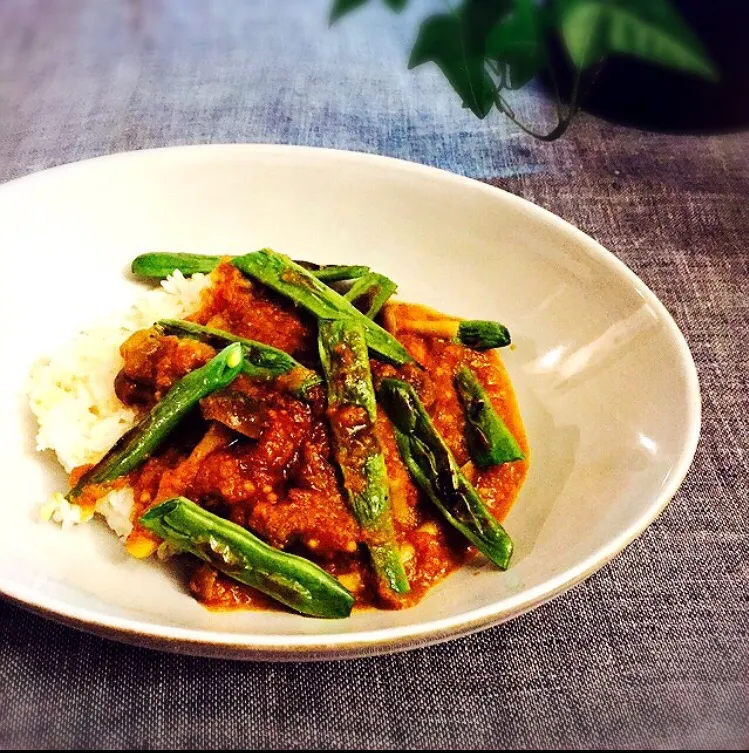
[0,145,700,660]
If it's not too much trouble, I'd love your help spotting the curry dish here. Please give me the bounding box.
[64,251,528,617]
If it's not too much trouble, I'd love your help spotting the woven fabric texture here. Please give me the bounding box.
[0,1,746,749]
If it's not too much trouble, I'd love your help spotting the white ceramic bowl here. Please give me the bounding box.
[0,146,700,660]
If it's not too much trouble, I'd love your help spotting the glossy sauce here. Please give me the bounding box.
[77,262,528,611]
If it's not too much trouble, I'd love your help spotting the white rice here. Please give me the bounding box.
[94,487,137,539]
[29,271,212,536]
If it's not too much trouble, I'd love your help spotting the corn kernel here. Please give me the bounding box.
[337,572,362,592]
[126,537,158,559]
[399,543,415,564]
[418,521,439,536]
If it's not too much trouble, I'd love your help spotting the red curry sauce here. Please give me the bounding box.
[73,262,528,611]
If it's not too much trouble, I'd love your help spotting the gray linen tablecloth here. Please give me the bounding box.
[0,1,746,749]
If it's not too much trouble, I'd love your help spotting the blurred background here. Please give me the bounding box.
[2,0,747,185]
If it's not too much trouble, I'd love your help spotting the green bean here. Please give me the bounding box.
[455,366,524,468]
[377,378,513,570]
[233,249,414,365]
[397,318,510,350]
[344,272,397,319]
[457,320,511,350]
[318,320,409,595]
[154,319,321,399]
[68,343,244,498]
[131,252,220,278]
[295,261,371,282]
[132,252,369,283]
[140,497,354,618]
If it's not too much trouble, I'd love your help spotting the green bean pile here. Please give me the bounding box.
[67,249,524,618]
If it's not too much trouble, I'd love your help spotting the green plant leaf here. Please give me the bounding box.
[461,0,514,44]
[382,0,408,10]
[408,12,496,118]
[486,0,547,89]
[557,0,717,80]
[330,0,369,24]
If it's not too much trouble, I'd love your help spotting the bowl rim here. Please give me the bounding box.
[0,144,701,660]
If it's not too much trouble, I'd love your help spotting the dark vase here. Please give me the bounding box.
[550,0,749,133]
